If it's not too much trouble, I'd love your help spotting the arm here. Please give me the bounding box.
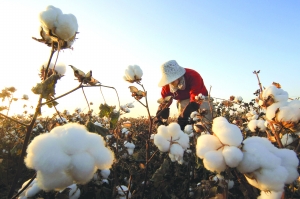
[188,71,208,101]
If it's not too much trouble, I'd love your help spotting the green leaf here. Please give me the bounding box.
[150,158,170,187]
[109,111,120,129]
[99,103,114,118]
[31,74,60,99]
[86,121,109,138]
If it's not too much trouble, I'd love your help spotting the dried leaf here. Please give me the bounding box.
[69,65,100,85]
[272,82,281,88]
[129,86,139,93]
[31,74,59,99]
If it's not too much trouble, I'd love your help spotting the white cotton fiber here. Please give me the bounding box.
[88,145,114,170]
[243,136,277,153]
[54,14,78,40]
[257,191,282,199]
[266,101,288,120]
[25,133,71,174]
[248,120,266,132]
[25,183,41,197]
[203,150,226,173]
[157,125,171,141]
[125,68,135,81]
[277,106,300,122]
[70,152,97,184]
[280,134,294,146]
[86,132,105,147]
[101,169,111,179]
[222,146,243,168]
[170,144,184,159]
[168,122,181,140]
[37,170,73,191]
[132,65,143,79]
[154,134,170,152]
[176,131,189,150]
[262,85,288,103]
[56,123,89,155]
[214,123,243,147]
[184,125,193,135]
[39,6,62,31]
[196,134,222,159]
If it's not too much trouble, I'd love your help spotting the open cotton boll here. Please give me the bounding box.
[222,146,243,168]
[132,65,143,79]
[25,183,41,197]
[190,111,199,119]
[70,152,97,184]
[101,169,111,179]
[276,106,300,122]
[25,133,71,175]
[214,122,243,147]
[66,184,81,199]
[55,123,89,155]
[54,14,78,40]
[37,170,73,191]
[248,120,266,132]
[196,134,222,159]
[154,134,171,152]
[265,101,288,120]
[246,111,258,121]
[243,136,277,153]
[86,132,105,147]
[167,122,182,140]
[176,131,190,150]
[281,134,294,146]
[261,85,289,103]
[88,145,114,170]
[157,125,171,141]
[246,166,288,192]
[54,63,66,75]
[39,6,63,31]
[257,191,282,199]
[184,125,193,135]
[169,144,184,159]
[124,141,135,155]
[125,68,135,81]
[203,150,226,173]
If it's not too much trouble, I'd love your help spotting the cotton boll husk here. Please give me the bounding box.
[132,65,143,79]
[222,146,243,168]
[276,106,300,122]
[153,134,170,152]
[196,134,222,159]
[88,145,114,170]
[39,6,62,31]
[70,152,97,184]
[177,131,190,149]
[37,170,73,191]
[25,133,71,174]
[246,166,288,192]
[168,122,181,140]
[203,150,226,173]
[54,14,78,40]
[266,101,288,120]
[257,191,282,199]
[25,183,41,197]
[55,123,89,155]
[157,125,171,141]
[101,169,111,179]
[214,123,243,147]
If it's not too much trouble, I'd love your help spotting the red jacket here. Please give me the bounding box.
[161,68,208,103]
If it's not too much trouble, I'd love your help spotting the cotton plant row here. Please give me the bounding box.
[196,116,299,195]
[24,123,115,191]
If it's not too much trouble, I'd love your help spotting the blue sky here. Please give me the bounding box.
[0,1,299,117]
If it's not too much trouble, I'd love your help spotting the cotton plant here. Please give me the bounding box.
[38,5,78,48]
[24,123,115,191]
[237,136,299,192]
[196,117,244,173]
[153,123,190,164]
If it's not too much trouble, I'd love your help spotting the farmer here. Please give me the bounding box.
[156,60,212,129]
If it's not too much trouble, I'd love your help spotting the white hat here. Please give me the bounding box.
[158,60,186,87]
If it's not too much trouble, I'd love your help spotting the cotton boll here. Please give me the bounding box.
[89,145,114,170]
[132,65,143,79]
[212,117,228,133]
[222,146,243,168]
[125,68,135,81]
[54,63,66,75]
[154,134,171,152]
[37,170,73,191]
[157,125,171,141]
[196,134,222,159]
[248,120,266,132]
[257,191,282,199]
[86,132,105,147]
[262,85,288,103]
[101,169,111,179]
[54,14,78,40]
[184,125,193,135]
[280,134,294,146]
[39,6,63,31]
[243,136,277,153]
[25,183,41,197]
[203,150,226,173]
[190,111,199,119]
[167,122,181,140]
[257,120,266,132]
[169,153,176,162]
[25,133,71,175]
[214,122,243,147]
[266,101,288,120]
[177,131,190,149]
[67,184,80,199]
[246,111,258,121]
[170,144,184,159]
[276,106,300,122]
[70,152,97,184]
[56,123,89,155]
